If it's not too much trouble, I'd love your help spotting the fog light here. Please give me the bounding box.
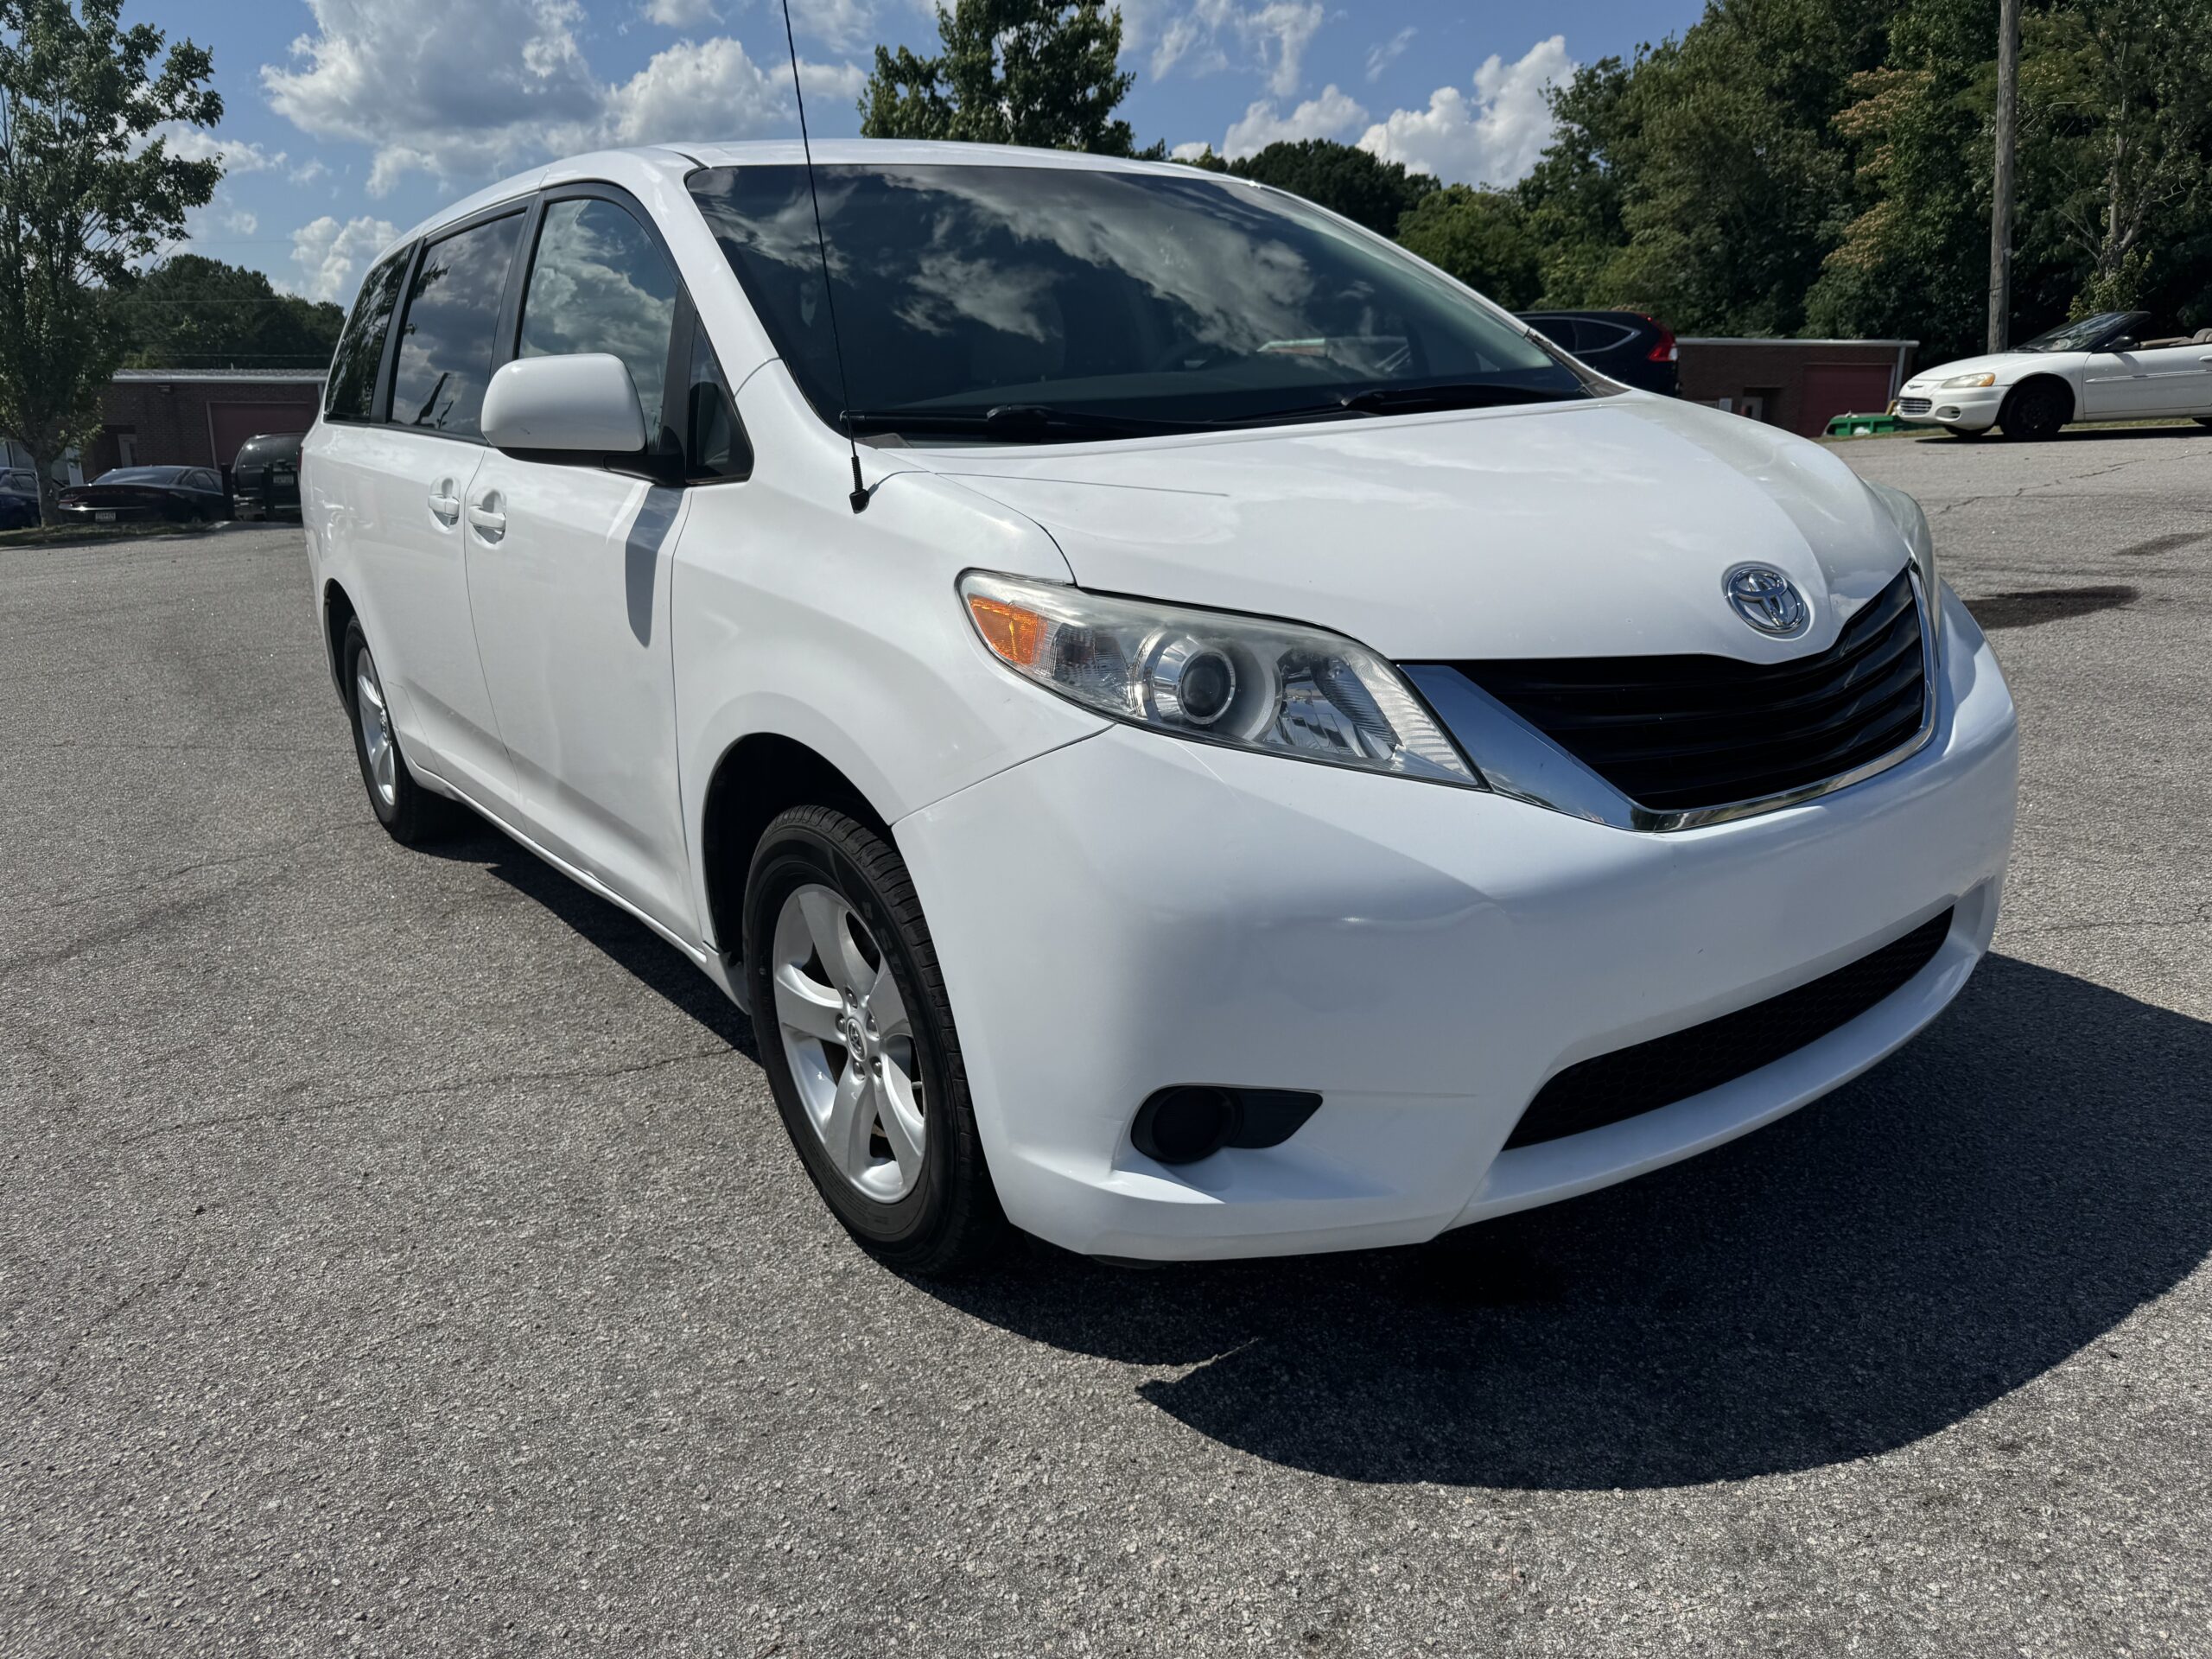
[1937,405,1961,419]
[1130,1085,1324,1164]
[1131,1085,1237,1164]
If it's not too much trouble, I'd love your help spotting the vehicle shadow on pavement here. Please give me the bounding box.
[925,956,2212,1489]
[422,825,760,1060]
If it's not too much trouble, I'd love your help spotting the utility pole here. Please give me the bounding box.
[1987,0,2021,352]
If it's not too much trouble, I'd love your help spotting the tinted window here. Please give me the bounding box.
[685,328,752,482]
[519,197,679,439]
[390,213,526,439]
[690,163,1585,436]
[184,471,218,490]
[96,467,188,484]
[326,249,410,423]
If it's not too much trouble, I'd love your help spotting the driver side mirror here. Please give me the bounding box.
[2107,337,2138,353]
[482,353,646,456]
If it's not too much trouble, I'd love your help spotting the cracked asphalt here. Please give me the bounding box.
[4,424,2209,1656]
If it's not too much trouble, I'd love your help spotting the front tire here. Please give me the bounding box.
[2000,380,2070,441]
[341,620,461,845]
[745,805,1005,1274]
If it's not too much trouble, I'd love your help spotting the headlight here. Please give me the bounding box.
[1862,480,1941,642]
[960,572,1483,788]
[1941,372,1997,389]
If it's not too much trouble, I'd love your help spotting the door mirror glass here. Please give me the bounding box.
[481,354,648,454]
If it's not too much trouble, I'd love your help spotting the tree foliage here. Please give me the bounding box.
[0,0,219,523]
[112,253,343,370]
[860,0,1158,157]
[1395,186,1542,308]
[1183,138,1436,239]
[1518,0,2212,359]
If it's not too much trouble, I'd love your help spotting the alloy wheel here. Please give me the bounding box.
[769,883,927,1201]
[354,648,398,808]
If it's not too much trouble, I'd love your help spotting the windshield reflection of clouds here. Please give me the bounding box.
[693,164,1563,423]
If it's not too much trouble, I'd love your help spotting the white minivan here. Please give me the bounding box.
[302,141,2018,1271]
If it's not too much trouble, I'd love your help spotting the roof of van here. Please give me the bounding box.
[389,140,1217,263]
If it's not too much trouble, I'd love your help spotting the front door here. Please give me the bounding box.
[461,188,696,938]
[2081,342,2212,418]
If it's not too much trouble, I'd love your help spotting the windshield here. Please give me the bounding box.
[93,467,188,485]
[689,162,1592,439]
[2017,312,2139,353]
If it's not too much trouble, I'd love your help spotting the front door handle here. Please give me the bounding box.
[428,479,461,525]
[466,493,506,542]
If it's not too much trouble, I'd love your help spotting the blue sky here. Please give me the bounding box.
[158,1,1704,306]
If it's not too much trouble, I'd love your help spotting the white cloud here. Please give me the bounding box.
[1365,26,1415,84]
[289,213,400,303]
[152,123,285,175]
[219,208,261,236]
[1169,139,1212,161]
[1221,84,1367,159]
[264,0,857,195]
[1147,2,1325,99]
[642,0,719,24]
[1358,35,1572,187]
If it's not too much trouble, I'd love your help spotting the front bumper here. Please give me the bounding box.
[1897,385,2006,431]
[896,587,2018,1261]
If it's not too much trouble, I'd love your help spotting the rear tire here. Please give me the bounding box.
[1999,380,2070,442]
[745,805,1006,1274]
[341,619,462,845]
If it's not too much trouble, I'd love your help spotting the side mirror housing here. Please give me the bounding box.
[2107,337,2138,353]
[482,354,646,455]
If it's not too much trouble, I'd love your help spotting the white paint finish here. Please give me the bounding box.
[1900,336,2212,430]
[481,355,648,454]
[306,421,513,801]
[910,393,1915,662]
[306,140,2024,1260]
[464,453,696,938]
[897,588,2018,1259]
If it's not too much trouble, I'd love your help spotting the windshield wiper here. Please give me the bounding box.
[1337,382,1577,414]
[842,404,1202,442]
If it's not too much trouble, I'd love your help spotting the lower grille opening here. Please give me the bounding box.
[1898,397,1932,415]
[1503,907,1955,1149]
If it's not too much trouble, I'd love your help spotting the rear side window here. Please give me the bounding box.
[518,197,680,440]
[325,249,410,423]
[390,213,526,439]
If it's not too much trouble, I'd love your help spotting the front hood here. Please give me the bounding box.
[1904,351,2044,387]
[905,397,1913,661]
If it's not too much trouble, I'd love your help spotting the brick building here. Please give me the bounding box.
[5,369,325,486]
[1675,339,1919,437]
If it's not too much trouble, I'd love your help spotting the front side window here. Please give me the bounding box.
[689,163,1588,440]
[518,197,680,440]
[390,213,526,439]
[684,328,752,482]
[326,249,410,423]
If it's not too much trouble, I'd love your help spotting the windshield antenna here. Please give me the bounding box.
[779,0,868,513]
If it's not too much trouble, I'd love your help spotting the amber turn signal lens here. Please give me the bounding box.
[968,594,1046,667]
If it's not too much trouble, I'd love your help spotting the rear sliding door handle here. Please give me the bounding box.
[428,480,461,525]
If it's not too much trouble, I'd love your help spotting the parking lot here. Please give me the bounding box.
[3,426,2208,1656]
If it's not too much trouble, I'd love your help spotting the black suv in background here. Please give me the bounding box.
[1517,311,1680,397]
[230,432,305,519]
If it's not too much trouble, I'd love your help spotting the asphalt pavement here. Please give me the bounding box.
[3,423,2209,1656]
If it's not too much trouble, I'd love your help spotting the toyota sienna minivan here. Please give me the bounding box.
[302,142,2018,1271]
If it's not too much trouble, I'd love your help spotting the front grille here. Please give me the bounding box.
[1503,907,1954,1148]
[1899,397,1932,415]
[1438,566,1926,814]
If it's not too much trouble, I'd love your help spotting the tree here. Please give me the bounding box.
[860,0,1157,157]
[0,0,219,525]
[1395,185,1543,306]
[1182,138,1437,239]
[112,254,343,371]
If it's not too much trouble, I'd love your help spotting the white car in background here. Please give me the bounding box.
[302,141,2018,1271]
[1897,310,2212,439]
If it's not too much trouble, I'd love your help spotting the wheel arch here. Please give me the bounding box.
[2005,372,2076,424]
[698,731,893,961]
[321,577,359,703]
